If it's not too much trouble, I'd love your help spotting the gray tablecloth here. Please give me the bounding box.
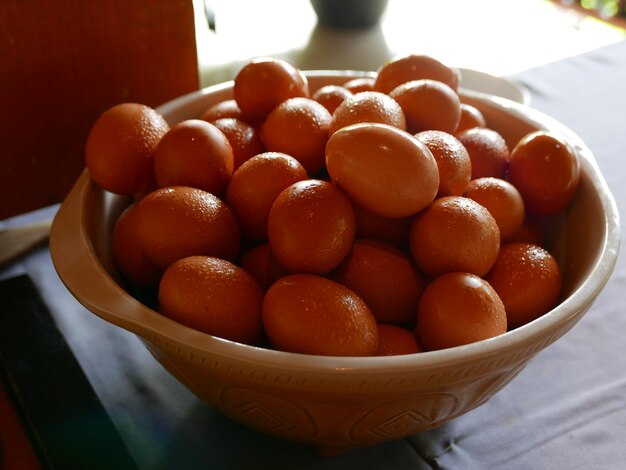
[2,39,625,469]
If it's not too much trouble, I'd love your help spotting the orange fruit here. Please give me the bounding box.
[200,99,244,123]
[508,131,580,216]
[262,274,379,356]
[417,272,507,351]
[352,202,411,248]
[111,203,162,288]
[261,97,331,174]
[342,76,376,93]
[225,152,308,241]
[389,79,461,134]
[414,130,471,197]
[456,103,486,133]
[485,242,562,329]
[329,91,406,135]
[326,123,439,218]
[409,196,500,278]
[376,324,422,356]
[153,119,233,196]
[267,179,355,274]
[233,57,309,123]
[158,256,264,345]
[463,177,525,242]
[86,102,168,195]
[311,84,353,114]
[375,54,460,94]
[331,239,425,324]
[134,186,240,269]
[456,127,510,179]
[239,243,288,291]
[211,117,264,170]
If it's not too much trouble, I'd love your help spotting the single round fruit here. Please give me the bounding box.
[375,54,460,94]
[326,123,439,218]
[508,131,580,216]
[389,79,461,134]
[311,84,353,114]
[331,239,424,324]
[233,57,309,123]
[456,127,510,179]
[456,103,486,133]
[153,119,234,195]
[239,243,288,291]
[485,242,562,329]
[415,130,472,197]
[158,256,264,345]
[86,103,168,195]
[263,274,379,356]
[463,177,525,242]
[409,196,500,278]
[111,203,162,288]
[200,99,244,123]
[134,186,240,269]
[376,324,422,356]
[261,97,331,174]
[417,272,507,351]
[342,77,376,93]
[329,91,406,135]
[267,179,355,274]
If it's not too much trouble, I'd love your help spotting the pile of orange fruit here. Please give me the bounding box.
[85,55,580,357]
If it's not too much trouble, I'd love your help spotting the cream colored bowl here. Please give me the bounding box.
[50,72,620,456]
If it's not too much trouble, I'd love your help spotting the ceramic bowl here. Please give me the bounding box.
[50,71,620,456]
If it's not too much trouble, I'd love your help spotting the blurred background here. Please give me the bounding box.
[195,0,626,86]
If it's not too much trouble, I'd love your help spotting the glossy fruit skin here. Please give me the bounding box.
[375,54,460,94]
[262,274,379,356]
[135,186,240,269]
[456,127,510,179]
[312,85,353,114]
[267,179,355,274]
[329,91,406,135]
[86,103,168,195]
[153,119,234,196]
[234,57,309,123]
[326,123,439,218]
[415,130,471,198]
[463,177,525,242]
[416,272,507,351]
[331,239,424,324]
[485,242,562,329]
[211,117,264,170]
[376,324,422,356]
[409,196,500,278]
[200,99,244,123]
[508,131,580,216]
[261,97,331,174]
[456,103,486,133]
[389,79,461,134]
[342,77,376,94]
[158,256,264,345]
[226,152,308,241]
[111,203,162,288]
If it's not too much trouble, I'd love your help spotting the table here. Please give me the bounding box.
[1,39,625,470]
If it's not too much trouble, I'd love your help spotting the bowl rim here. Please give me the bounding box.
[50,71,621,376]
